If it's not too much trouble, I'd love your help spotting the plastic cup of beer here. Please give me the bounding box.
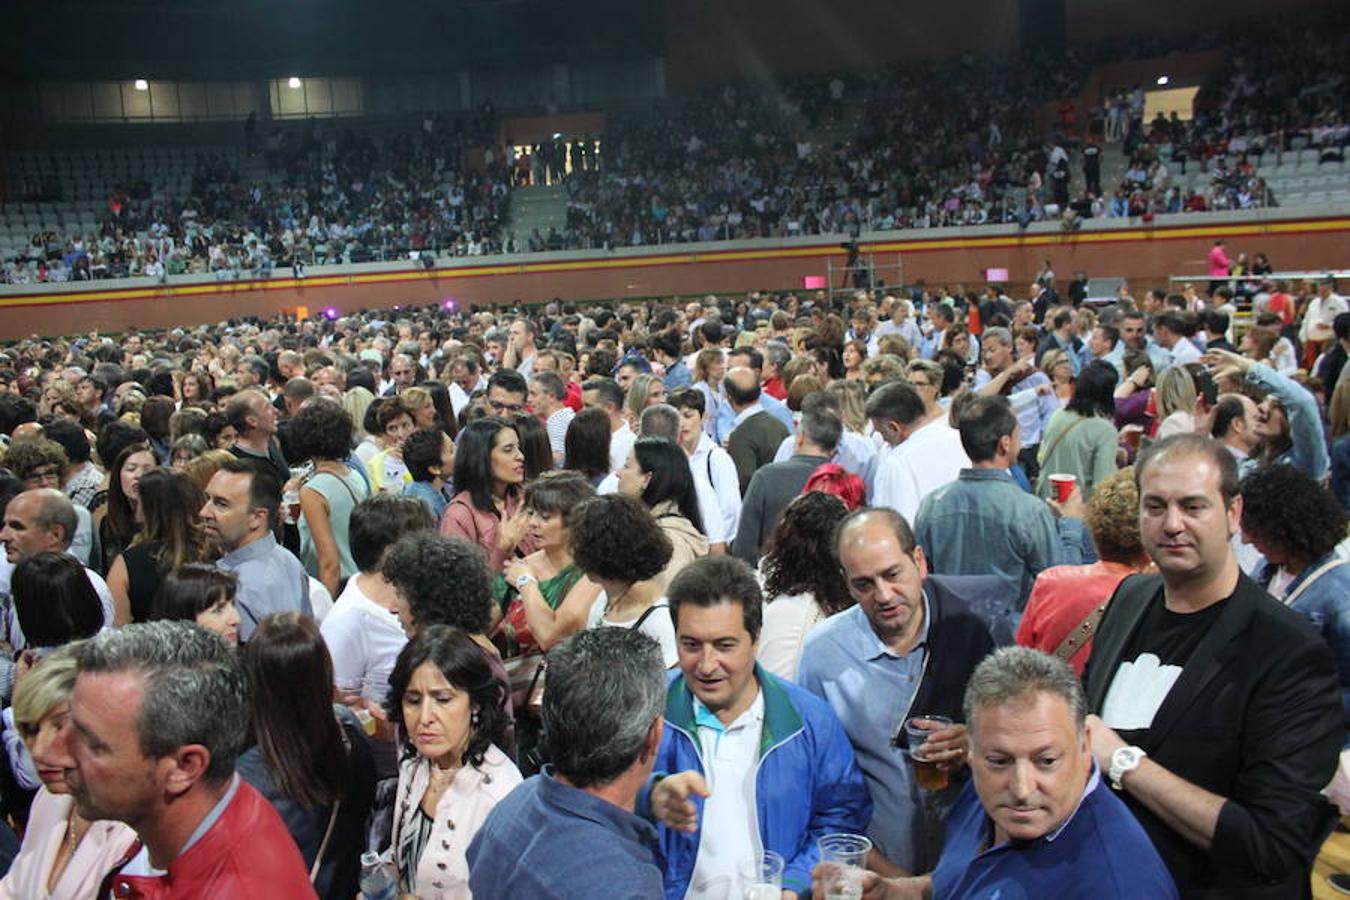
[817,833,871,900]
[738,850,784,900]
[1047,473,1077,503]
[905,715,954,791]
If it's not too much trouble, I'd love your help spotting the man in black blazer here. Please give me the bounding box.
[1083,434,1340,898]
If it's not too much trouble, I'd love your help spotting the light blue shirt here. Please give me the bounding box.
[797,602,949,873]
[715,390,795,444]
[218,532,311,640]
[973,369,1058,446]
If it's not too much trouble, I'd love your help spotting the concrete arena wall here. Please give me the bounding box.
[0,208,1347,339]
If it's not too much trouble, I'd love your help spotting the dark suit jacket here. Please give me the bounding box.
[730,454,828,564]
[1084,572,1341,899]
[726,410,790,495]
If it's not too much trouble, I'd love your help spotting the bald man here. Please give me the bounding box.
[724,366,789,494]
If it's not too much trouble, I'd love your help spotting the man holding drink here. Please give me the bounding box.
[797,508,995,876]
[645,556,872,899]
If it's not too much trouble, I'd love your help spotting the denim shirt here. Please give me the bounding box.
[402,479,451,522]
[1269,553,1350,743]
[914,469,1093,629]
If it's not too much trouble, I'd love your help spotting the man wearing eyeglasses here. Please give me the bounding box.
[483,368,529,418]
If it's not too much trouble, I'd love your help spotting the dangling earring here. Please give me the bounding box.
[471,710,481,729]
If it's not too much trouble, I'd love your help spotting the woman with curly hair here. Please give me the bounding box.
[616,438,708,590]
[105,467,208,623]
[382,626,521,898]
[293,398,370,597]
[569,494,677,666]
[380,531,516,756]
[1240,465,1350,733]
[756,492,855,679]
[1015,467,1150,675]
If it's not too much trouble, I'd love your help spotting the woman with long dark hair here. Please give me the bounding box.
[616,437,707,590]
[757,492,855,679]
[105,467,209,624]
[1036,360,1122,502]
[383,626,521,897]
[562,407,611,486]
[92,443,155,577]
[440,418,538,573]
[238,613,375,899]
[510,412,553,482]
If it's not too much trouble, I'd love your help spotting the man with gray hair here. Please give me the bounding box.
[233,354,270,392]
[827,646,1176,899]
[467,627,666,898]
[57,621,313,895]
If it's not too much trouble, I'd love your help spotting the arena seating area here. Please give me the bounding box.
[0,6,1344,284]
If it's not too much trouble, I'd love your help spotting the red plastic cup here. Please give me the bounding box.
[1048,473,1077,503]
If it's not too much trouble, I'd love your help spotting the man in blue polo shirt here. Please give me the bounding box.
[815,646,1176,899]
[467,628,666,899]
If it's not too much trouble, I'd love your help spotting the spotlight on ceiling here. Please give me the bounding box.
[288,76,302,89]
[1156,75,1170,86]
[134,79,149,91]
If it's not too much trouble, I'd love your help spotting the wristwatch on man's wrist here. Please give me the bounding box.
[1108,745,1146,790]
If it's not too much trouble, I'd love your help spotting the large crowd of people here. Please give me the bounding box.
[0,251,1345,897]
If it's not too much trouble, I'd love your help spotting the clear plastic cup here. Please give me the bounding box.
[739,850,784,899]
[817,833,871,900]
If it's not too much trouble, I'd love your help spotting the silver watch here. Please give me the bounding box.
[1108,745,1146,790]
[514,572,538,591]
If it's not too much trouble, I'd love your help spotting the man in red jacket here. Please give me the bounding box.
[56,621,314,899]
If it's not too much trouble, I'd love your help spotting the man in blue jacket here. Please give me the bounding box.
[643,556,872,899]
